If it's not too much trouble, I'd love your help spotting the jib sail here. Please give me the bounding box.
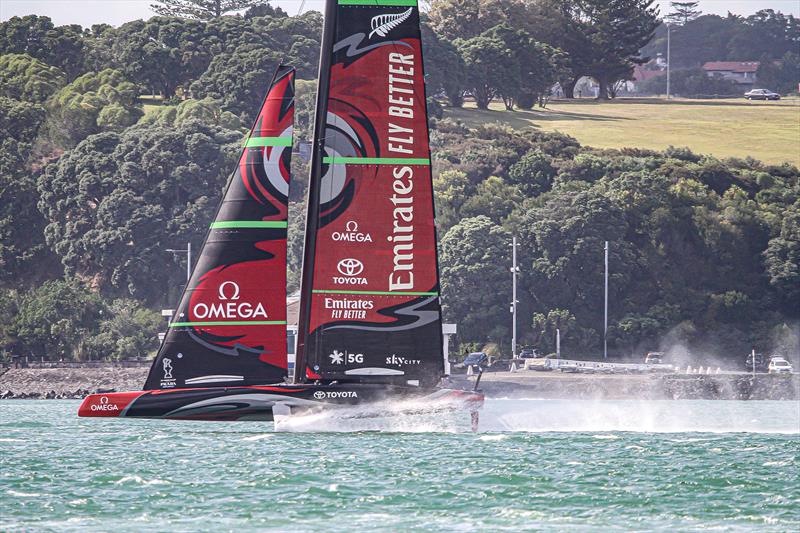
[144,66,296,390]
[296,0,444,387]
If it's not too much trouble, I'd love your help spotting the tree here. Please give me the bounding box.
[583,0,660,99]
[421,22,467,107]
[440,216,511,345]
[757,52,800,94]
[532,309,576,353]
[11,279,105,360]
[45,69,142,148]
[113,17,213,99]
[0,97,59,289]
[37,119,243,305]
[457,30,510,109]
[151,0,268,19]
[508,151,556,196]
[428,0,523,41]
[0,54,65,103]
[0,15,85,79]
[666,1,701,25]
[764,201,800,308]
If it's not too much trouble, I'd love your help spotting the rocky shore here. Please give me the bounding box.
[1,366,798,400]
[0,367,148,399]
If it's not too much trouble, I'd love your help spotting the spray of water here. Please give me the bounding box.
[273,398,800,434]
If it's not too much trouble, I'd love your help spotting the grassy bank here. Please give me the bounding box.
[444,97,800,167]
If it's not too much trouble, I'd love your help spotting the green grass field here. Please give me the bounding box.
[444,97,800,167]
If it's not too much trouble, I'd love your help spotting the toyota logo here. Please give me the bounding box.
[313,391,326,400]
[337,258,363,277]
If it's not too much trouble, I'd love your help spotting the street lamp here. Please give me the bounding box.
[166,242,192,283]
[604,241,609,360]
[510,236,520,357]
[666,23,672,100]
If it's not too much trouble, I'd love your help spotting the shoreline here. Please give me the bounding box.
[1,367,798,401]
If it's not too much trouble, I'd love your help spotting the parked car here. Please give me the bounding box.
[744,352,768,372]
[768,356,793,374]
[644,351,664,364]
[744,89,781,100]
[518,348,539,359]
[456,352,488,372]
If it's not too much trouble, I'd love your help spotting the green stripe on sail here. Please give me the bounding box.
[170,321,287,327]
[210,221,288,229]
[313,289,438,296]
[245,136,293,147]
[338,0,417,5]
[322,156,430,165]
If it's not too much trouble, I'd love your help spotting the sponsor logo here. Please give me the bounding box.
[333,258,367,286]
[160,357,176,388]
[369,7,413,39]
[337,258,364,276]
[325,297,373,319]
[192,280,268,320]
[332,221,373,243]
[90,396,119,412]
[313,390,358,399]
[386,354,422,366]
[329,349,364,365]
[163,358,173,379]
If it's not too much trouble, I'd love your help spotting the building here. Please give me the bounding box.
[702,61,760,86]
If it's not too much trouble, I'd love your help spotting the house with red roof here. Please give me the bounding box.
[702,62,760,86]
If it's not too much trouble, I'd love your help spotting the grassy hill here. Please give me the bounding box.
[444,97,800,167]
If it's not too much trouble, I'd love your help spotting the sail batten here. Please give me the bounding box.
[296,0,444,387]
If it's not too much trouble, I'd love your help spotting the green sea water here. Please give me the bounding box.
[1,399,798,532]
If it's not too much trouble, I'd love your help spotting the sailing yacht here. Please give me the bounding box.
[78,0,484,425]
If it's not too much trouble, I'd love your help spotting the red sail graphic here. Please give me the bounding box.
[144,66,295,390]
[297,1,444,387]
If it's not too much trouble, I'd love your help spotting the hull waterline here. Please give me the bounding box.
[78,384,484,422]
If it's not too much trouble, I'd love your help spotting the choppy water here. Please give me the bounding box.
[1,399,798,532]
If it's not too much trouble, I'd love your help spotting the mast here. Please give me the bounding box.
[295,0,338,384]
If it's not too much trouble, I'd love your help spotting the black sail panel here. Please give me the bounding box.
[296,1,444,388]
[144,66,296,390]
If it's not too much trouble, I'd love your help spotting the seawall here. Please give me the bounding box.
[1,367,797,400]
[454,371,800,400]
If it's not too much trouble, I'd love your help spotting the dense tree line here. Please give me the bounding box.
[0,2,798,363]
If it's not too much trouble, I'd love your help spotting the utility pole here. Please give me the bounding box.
[666,24,671,100]
[604,241,609,360]
[166,242,192,283]
[510,236,520,357]
[556,328,561,359]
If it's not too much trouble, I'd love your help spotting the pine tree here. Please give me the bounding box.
[666,1,701,25]
[150,0,267,20]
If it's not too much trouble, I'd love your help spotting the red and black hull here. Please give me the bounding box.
[78,384,483,422]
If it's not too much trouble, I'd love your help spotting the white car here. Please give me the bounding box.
[768,357,793,374]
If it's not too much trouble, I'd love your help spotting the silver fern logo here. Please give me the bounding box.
[369,7,412,38]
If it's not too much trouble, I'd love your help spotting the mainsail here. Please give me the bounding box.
[296,0,444,387]
[144,66,296,390]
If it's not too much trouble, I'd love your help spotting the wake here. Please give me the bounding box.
[272,398,800,434]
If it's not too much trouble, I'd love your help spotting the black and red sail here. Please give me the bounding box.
[144,66,296,390]
[296,0,444,387]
